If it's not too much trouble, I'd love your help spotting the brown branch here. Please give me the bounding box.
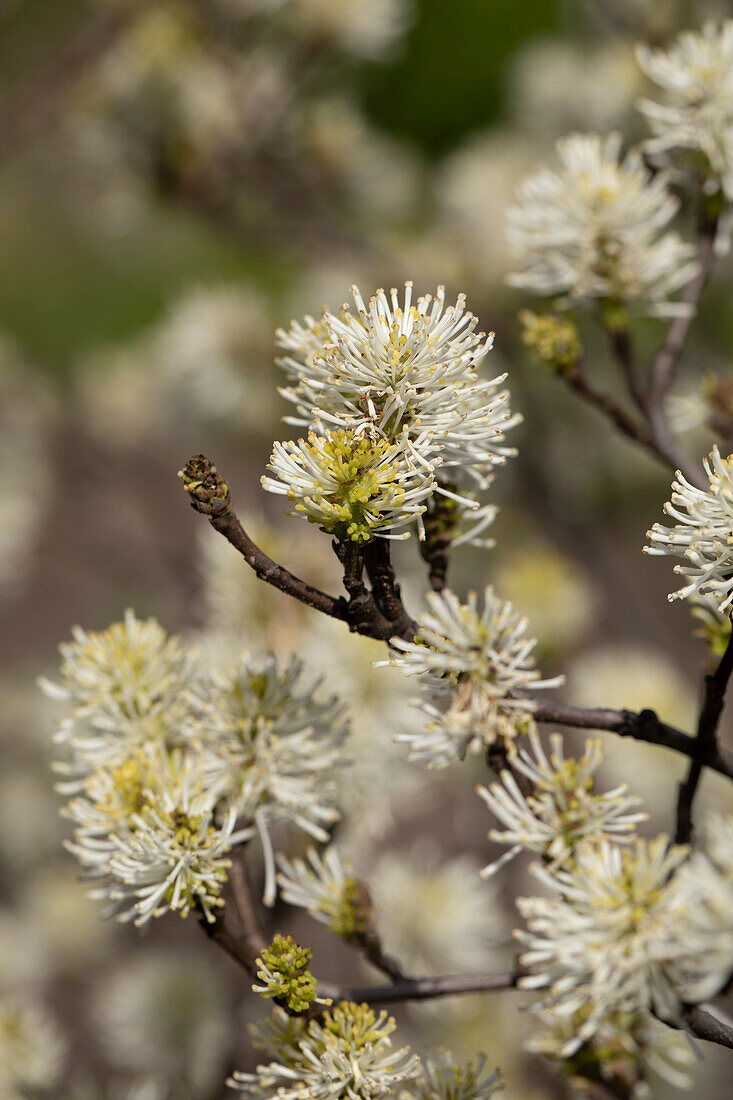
[180,454,416,642]
[682,1003,733,1050]
[202,850,268,976]
[338,970,520,1005]
[607,327,647,415]
[563,369,654,449]
[532,699,733,782]
[675,618,733,843]
[350,929,406,983]
[650,216,719,404]
[0,0,152,165]
[362,539,417,642]
[180,454,348,622]
[602,323,703,487]
[419,491,457,593]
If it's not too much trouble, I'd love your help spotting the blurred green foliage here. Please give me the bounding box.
[0,0,562,373]
[361,0,562,154]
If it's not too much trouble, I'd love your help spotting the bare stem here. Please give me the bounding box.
[650,216,719,404]
[532,699,733,782]
[180,454,416,642]
[337,970,520,1005]
[675,618,733,843]
[202,850,267,976]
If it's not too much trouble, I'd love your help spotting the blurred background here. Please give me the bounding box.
[2,0,733,1096]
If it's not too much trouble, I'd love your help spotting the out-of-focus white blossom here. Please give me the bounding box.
[297,97,420,222]
[667,387,711,434]
[385,586,562,767]
[228,1002,421,1099]
[645,445,733,610]
[0,999,66,1097]
[95,951,229,1095]
[367,847,500,975]
[477,728,647,878]
[198,653,349,902]
[493,542,597,656]
[510,39,641,135]
[302,617,424,849]
[39,609,195,787]
[277,846,370,938]
[507,133,699,316]
[527,1006,694,1098]
[287,0,413,59]
[413,1052,504,1100]
[516,836,691,1055]
[437,131,538,290]
[262,428,437,541]
[666,812,733,1002]
[78,284,278,448]
[638,21,733,200]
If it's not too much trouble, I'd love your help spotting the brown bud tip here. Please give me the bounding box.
[179,454,231,517]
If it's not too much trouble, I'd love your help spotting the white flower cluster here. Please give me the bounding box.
[515,828,733,1057]
[645,445,733,612]
[384,586,562,767]
[668,812,733,1003]
[527,1006,695,1097]
[0,998,66,1098]
[506,132,698,316]
[277,846,368,938]
[268,283,520,545]
[477,727,647,878]
[41,612,349,922]
[229,1004,505,1100]
[229,1002,421,1100]
[638,20,733,201]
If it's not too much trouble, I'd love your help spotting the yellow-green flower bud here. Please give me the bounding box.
[519,311,582,372]
[253,934,322,1013]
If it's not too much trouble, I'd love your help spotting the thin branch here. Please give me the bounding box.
[675,618,733,843]
[603,324,702,486]
[180,454,416,642]
[350,929,406,983]
[607,327,647,415]
[563,368,654,450]
[0,0,152,165]
[362,539,417,642]
[180,454,348,622]
[419,492,456,593]
[338,970,520,1005]
[532,699,733,782]
[650,216,719,403]
[683,1003,733,1050]
[202,850,268,976]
